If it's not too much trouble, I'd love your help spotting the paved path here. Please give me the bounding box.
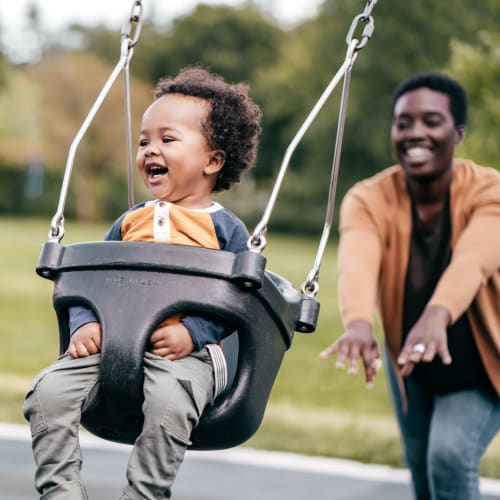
[2,423,499,499]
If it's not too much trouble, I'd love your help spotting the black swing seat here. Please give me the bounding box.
[36,240,319,450]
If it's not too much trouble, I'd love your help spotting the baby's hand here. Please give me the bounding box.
[68,322,102,358]
[150,323,194,360]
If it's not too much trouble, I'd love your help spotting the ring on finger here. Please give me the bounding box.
[413,343,425,354]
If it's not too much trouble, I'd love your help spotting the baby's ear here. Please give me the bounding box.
[205,150,226,175]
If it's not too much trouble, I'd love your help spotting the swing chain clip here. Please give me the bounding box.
[346,0,377,51]
[49,214,64,242]
[121,0,143,52]
[248,225,267,253]
[301,269,320,298]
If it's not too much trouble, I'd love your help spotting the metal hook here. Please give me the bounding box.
[346,13,375,51]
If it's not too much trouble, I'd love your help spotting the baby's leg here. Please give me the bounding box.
[23,353,101,499]
[120,350,214,500]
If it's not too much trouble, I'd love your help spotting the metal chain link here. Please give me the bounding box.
[122,1,143,49]
[346,0,377,51]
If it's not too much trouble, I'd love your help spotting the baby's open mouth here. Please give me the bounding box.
[146,164,168,178]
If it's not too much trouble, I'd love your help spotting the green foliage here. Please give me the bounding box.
[136,5,285,84]
[22,52,152,220]
[71,25,121,67]
[1,0,500,232]
[447,32,500,168]
[265,0,500,206]
[0,67,43,165]
[0,162,62,216]
[0,54,8,89]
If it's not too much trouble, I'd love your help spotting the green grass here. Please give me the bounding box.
[1,216,499,477]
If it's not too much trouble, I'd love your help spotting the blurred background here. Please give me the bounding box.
[1,0,499,230]
[1,0,499,478]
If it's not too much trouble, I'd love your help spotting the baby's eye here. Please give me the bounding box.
[139,139,149,147]
[162,137,174,143]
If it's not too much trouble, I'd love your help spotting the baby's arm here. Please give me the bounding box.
[150,323,194,360]
[68,322,102,358]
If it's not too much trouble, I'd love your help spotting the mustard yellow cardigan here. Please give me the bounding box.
[338,159,500,396]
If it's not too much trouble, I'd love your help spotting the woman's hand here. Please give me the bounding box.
[397,305,452,376]
[320,320,381,387]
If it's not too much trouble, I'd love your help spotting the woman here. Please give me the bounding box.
[321,72,500,500]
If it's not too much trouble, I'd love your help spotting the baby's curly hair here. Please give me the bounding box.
[154,67,262,192]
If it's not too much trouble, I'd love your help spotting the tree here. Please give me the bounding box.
[0,67,43,165]
[445,32,500,169]
[250,0,500,232]
[24,52,153,220]
[137,4,285,84]
[3,0,500,230]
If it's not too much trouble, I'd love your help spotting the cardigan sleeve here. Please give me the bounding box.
[337,187,383,328]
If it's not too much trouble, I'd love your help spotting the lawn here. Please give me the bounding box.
[1,216,499,478]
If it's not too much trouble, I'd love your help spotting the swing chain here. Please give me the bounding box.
[121,0,143,208]
[362,0,378,18]
[48,0,143,242]
[346,0,377,51]
[121,0,143,51]
[300,39,358,298]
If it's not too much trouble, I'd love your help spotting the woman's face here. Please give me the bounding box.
[391,87,464,182]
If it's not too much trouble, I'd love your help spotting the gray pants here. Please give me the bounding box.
[23,350,215,499]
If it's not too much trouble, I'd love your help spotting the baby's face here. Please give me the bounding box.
[136,93,223,209]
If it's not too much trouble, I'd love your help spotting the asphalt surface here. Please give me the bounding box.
[2,423,499,499]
